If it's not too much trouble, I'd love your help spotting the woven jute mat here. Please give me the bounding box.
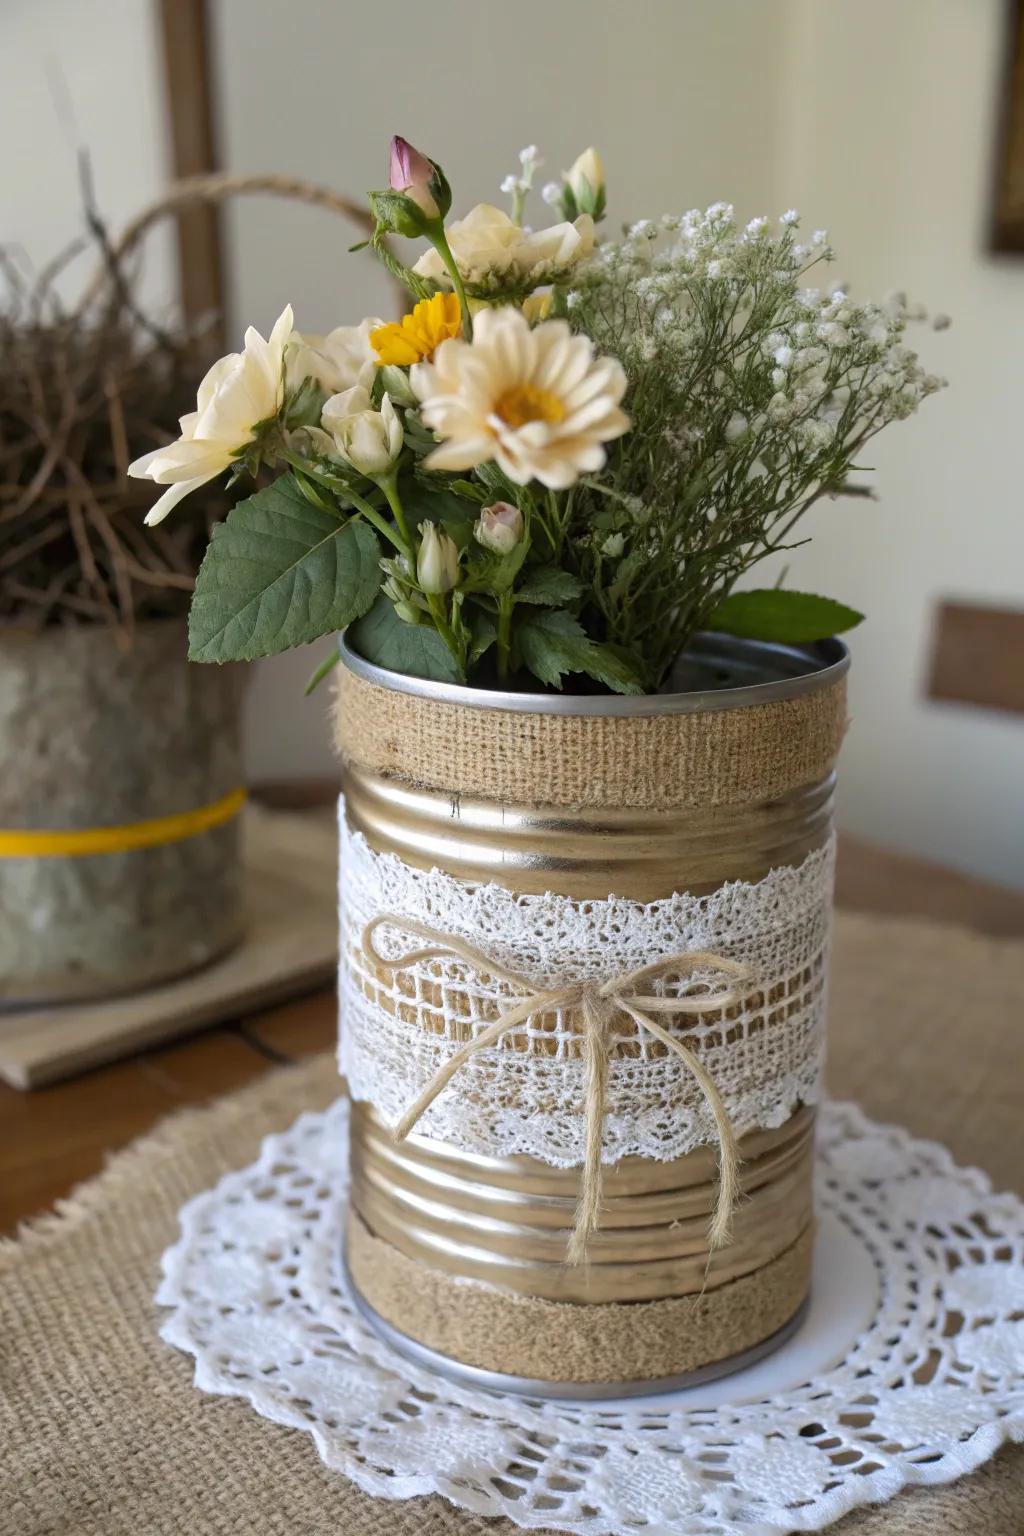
[3,908,1023,1536]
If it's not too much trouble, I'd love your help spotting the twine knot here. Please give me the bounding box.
[361,914,752,1264]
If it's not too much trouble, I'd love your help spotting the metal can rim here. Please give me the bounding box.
[338,630,849,717]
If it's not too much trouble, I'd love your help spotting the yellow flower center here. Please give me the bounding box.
[494,383,566,430]
[371,292,462,367]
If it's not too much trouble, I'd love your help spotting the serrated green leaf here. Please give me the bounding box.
[347,594,464,683]
[188,475,382,663]
[516,568,585,606]
[517,609,643,695]
[706,589,864,643]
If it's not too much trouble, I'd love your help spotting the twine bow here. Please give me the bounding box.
[361,914,752,1265]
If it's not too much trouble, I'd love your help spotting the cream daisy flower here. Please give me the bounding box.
[411,308,630,489]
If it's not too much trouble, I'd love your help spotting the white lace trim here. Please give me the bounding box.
[338,805,834,1164]
[157,1098,1024,1536]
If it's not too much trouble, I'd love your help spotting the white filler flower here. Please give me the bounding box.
[129,305,294,525]
[412,307,629,489]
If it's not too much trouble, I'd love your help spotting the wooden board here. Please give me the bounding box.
[0,807,338,1090]
[926,599,1024,717]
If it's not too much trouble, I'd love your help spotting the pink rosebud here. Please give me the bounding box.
[389,136,431,192]
[474,501,524,555]
[388,136,440,218]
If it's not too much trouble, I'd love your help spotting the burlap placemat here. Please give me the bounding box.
[3,908,1023,1536]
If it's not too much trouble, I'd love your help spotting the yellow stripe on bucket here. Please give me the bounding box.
[0,786,247,859]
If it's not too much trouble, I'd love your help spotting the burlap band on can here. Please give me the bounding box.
[345,1208,813,1384]
[335,669,848,810]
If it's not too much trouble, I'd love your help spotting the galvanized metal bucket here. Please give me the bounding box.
[335,633,849,1398]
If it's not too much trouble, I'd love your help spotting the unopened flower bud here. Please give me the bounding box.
[565,147,605,220]
[377,363,418,406]
[417,522,460,594]
[474,501,524,555]
[383,135,451,224]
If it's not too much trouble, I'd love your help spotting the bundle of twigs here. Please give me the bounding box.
[0,248,222,634]
[0,168,376,637]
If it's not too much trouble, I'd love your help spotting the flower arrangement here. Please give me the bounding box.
[131,138,944,693]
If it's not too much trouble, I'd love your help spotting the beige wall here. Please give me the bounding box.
[773,0,1024,885]
[3,0,174,314]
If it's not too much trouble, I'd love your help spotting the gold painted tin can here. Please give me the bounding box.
[336,633,848,1397]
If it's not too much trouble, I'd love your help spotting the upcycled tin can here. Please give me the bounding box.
[335,633,849,1398]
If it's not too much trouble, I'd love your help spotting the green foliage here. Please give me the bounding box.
[517,609,643,694]
[188,475,381,663]
[706,589,864,643]
[516,569,585,606]
[347,593,465,683]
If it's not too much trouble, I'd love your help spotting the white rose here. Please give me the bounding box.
[129,304,293,525]
[413,204,594,286]
[285,317,383,397]
[513,216,594,276]
[321,387,403,477]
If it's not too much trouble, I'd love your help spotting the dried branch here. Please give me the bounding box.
[0,230,225,631]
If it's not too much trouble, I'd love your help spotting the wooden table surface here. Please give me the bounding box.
[3,832,1023,1235]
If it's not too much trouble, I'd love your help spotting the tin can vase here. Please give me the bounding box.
[335,633,848,1398]
[0,619,245,1005]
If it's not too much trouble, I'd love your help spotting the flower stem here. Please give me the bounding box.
[426,593,466,677]
[348,491,411,559]
[496,594,513,682]
[280,450,410,557]
[430,228,473,341]
[377,472,414,552]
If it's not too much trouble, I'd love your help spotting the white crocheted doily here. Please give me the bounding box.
[158,1099,1024,1536]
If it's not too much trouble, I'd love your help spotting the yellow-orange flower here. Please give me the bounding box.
[371,293,463,367]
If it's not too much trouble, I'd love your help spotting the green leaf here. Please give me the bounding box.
[405,484,478,530]
[447,479,490,504]
[466,606,497,664]
[517,610,643,695]
[706,589,864,642]
[347,593,464,683]
[516,568,585,606]
[188,475,382,663]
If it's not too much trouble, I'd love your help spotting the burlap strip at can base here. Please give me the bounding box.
[346,1208,814,1384]
[335,669,847,810]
